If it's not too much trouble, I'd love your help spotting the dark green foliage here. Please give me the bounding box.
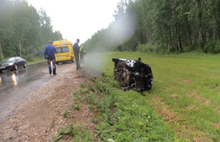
[23,54,34,62]
[84,0,220,54]
[0,0,63,58]
[204,39,220,53]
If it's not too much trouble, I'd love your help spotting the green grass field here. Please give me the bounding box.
[56,52,220,141]
[85,52,220,141]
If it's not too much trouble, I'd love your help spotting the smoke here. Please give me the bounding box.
[107,11,137,47]
[81,11,137,75]
[84,10,137,52]
[83,52,109,77]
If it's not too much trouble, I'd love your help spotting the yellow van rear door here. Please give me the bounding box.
[55,46,71,61]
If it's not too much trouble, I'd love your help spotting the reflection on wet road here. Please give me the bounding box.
[11,74,17,86]
[0,61,53,121]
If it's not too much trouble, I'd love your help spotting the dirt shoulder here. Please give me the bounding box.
[0,63,91,141]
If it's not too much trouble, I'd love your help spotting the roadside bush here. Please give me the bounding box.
[204,39,220,54]
[155,44,169,53]
[137,43,156,53]
[23,54,34,62]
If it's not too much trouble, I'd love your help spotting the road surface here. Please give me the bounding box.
[0,61,72,121]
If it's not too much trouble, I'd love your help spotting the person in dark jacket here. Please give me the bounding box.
[44,40,57,75]
[73,39,81,70]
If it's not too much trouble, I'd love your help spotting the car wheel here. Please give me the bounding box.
[71,57,74,63]
[23,63,27,68]
[56,62,59,65]
[14,64,18,70]
[0,70,2,73]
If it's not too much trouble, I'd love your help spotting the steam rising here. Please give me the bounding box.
[83,53,109,76]
[85,11,137,52]
[82,11,137,75]
[108,11,137,46]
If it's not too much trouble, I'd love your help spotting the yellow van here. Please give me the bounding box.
[53,40,75,64]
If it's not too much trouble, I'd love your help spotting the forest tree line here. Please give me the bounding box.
[84,0,220,53]
[0,0,62,61]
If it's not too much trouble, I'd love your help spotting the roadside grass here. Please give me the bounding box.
[26,57,44,64]
[55,52,220,141]
[54,74,179,141]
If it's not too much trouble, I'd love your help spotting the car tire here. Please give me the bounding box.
[14,64,18,70]
[0,70,2,73]
[71,57,74,63]
[23,63,27,68]
[56,62,59,65]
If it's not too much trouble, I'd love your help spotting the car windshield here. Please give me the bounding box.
[2,58,16,62]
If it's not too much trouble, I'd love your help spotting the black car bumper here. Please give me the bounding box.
[0,65,14,71]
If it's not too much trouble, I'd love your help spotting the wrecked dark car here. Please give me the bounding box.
[112,58,153,92]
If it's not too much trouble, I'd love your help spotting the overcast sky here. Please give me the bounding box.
[26,0,120,43]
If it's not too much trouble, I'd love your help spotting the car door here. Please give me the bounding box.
[16,57,23,67]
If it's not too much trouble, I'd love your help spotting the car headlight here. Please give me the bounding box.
[8,62,14,66]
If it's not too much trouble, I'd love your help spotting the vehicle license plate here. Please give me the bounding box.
[0,67,5,69]
[56,56,61,58]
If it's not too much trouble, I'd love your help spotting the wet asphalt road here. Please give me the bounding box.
[0,61,53,121]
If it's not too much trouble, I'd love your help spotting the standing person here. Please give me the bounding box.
[79,45,85,63]
[73,38,81,70]
[44,40,57,75]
